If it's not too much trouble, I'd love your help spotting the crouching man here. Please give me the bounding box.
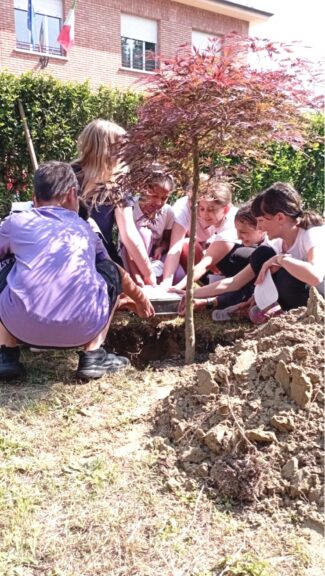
[0,161,154,380]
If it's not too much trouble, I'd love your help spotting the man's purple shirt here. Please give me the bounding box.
[0,206,110,346]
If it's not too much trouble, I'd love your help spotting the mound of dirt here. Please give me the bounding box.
[153,288,324,523]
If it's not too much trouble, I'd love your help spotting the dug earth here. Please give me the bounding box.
[151,288,324,527]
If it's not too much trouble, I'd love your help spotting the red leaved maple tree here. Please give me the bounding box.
[121,34,322,363]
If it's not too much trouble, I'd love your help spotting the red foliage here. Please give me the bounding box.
[122,33,322,190]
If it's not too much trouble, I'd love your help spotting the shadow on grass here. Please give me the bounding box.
[0,347,79,409]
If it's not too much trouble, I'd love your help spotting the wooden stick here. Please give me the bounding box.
[18,100,38,172]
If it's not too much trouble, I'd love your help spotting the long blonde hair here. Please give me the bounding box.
[75,119,126,206]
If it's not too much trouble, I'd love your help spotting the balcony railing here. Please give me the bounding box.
[16,40,64,57]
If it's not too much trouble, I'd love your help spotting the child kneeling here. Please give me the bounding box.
[0,161,154,380]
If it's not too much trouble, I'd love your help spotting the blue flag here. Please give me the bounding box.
[27,0,35,47]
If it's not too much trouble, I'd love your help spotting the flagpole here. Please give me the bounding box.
[18,100,38,172]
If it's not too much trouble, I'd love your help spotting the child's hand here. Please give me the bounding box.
[135,296,155,318]
[160,278,172,289]
[144,271,157,286]
[168,287,185,295]
[134,273,145,287]
[255,256,281,285]
[117,294,155,318]
[178,297,206,316]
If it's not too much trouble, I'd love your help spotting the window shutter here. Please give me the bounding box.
[121,14,157,43]
[14,0,63,18]
[192,30,220,51]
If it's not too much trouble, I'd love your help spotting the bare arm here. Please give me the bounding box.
[115,263,155,318]
[193,264,256,298]
[175,239,235,290]
[256,247,324,287]
[162,222,186,287]
[115,206,155,285]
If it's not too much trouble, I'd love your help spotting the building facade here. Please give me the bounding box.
[0,0,272,89]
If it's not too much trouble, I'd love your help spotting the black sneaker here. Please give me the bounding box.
[0,345,25,379]
[76,347,130,380]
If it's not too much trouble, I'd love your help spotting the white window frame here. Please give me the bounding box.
[14,0,64,57]
[121,14,158,73]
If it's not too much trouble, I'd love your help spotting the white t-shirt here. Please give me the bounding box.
[278,225,325,277]
[254,226,325,306]
[172,196,238,244]
[261,236,283,251]
[133,199,174,243]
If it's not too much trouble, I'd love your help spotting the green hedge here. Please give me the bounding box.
[0,71,323,217]
[0,71,143,216]
[232,113,324,213]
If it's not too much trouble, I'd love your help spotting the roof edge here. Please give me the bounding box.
[171,0,273,23]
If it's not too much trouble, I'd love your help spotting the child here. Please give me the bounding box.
[0,161,154,380]
[120,165,175,284]
[168,177,241,290]
[178,184,324,323]
[71,119,156,287]
[250,182,324,321]
[162,176,238,288]
[176,201,268,314]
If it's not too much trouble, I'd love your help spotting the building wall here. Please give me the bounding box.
[0,0,249,90]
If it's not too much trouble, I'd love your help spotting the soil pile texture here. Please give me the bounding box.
[153,288,324,524]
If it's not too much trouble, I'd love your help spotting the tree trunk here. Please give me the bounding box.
[185,140,200,364]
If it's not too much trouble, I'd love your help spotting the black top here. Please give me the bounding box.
[71,162,133,263]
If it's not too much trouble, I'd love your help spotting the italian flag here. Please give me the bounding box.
[57,0,77,52]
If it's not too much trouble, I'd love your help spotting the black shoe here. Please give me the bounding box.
[0,345,25,379]
[76,347,130,380]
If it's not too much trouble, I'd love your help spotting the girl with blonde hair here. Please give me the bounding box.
[72,119,156,286]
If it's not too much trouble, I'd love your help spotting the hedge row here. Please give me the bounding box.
[0,72,143,216]
[0,71,323,217]
[232,113,324,213]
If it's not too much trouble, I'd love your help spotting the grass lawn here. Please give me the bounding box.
[0,315,324,576]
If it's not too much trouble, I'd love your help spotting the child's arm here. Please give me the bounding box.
[256,247,324,287]
[176,265,255,315]
[115,206,156,286]
[193,264,255,298]
[161,222,186,287]
[174,239,235,290]
[115,263,155,318]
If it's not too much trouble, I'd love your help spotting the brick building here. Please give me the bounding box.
[0,1,272,89]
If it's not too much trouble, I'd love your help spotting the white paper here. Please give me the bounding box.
[254,270,279,311]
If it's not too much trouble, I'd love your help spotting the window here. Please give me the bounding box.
[14,0,63,56]
[192,30,221,53]
[121,14,157,72]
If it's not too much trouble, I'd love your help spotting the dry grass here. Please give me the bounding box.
[0,345,324,576]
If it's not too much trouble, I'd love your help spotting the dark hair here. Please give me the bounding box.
[34,161,78,202]
[251,182,324,230]
[141,163,175,194]
[235,201,257,227]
